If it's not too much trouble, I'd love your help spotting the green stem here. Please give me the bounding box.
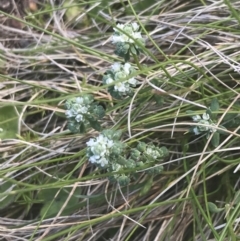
[132,53,142,70]
[225,204,236,241]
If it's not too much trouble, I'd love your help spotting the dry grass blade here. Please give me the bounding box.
[1,0,240,241]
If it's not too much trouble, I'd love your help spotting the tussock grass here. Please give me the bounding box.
[1,0,240,240]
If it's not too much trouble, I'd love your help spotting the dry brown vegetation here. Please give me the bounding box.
[1,0,240,241]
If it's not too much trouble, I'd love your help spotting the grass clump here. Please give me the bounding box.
[1,0,240,241]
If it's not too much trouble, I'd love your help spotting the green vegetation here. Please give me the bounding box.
[1,0,240,240]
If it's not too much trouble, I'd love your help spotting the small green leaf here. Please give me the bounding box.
[127,0,156,13]
[79,122,86,133]
[112,130,122,140]
[207,202,224,213]
[117,175,130,186]
[40,190,79,218]
[148,165,164,174]
[38,175,80,218]
[0,181,16,210]
[109,89,122,100]
[63,1,82,22]
[181,136,189,153]
[0,106,19,139]
[159,146,169,157]
[130,45,137,55]
[210,98,219,112]
[206,108,213,119]
[116,156,128,166]
[54,111,66,118]
[125,159,136,169]
[93,105,105,119]
[139,176,153,196]
[123,53,130,62]
[88,118,102,131]
[0,56,6,74]
[153,94,164,106]
[233,191,240,205]
[223,113,237,122]
[211,132,220,147]
[217,125,228,135]
[186,110,195,115]
[137,141,146,152]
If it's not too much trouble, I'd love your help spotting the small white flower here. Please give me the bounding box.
[114,71,127,81]
[123,63,131,75]
[111,35,125,43]
[97,134,108,144]
[75,114,84,122]
[113,23,125,32]
[209,124,217,133]
[131,22,139,31]
[87,134,115,167]
[112,163,122,171]
[89,155,109,167]
[106,139,114,148]
[98,157,109,167]
[133,32,142,39]
[199,120,210,131]
[193,127,200,135]
[121,34,131,42]
[104,62,139,99]
[106,62,138,95]
[86,138,95,147]
[89,155,98,163]
[111,62,121,72]
[75,97,84,104]
[114,82,129,93]
[128,77,138,86]
[65,97,91,123]
[78,106,88,114]
[112,22,143,44]
[127,36,135,43]
[202,113,210,120]
[192,115,201,122]
[146,147,160,159]
[65,110,74,118]
[89,145,106,158]
[106,77,114,84]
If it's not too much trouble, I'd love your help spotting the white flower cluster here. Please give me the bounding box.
[86,134,114,167]
[112,22,143,44]
[145,147,162,159]
[65,97,90,123]
[105,62,138,94]
[192,113,217,135]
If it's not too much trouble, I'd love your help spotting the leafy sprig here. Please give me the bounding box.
[65,95,105,133]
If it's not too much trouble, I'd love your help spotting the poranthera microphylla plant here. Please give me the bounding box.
[64,22,232,185]
[187,98,228,147]
[64,22,170,185]
[102,62,139,99]
[65,95,105,133]
[86,129,169,185]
